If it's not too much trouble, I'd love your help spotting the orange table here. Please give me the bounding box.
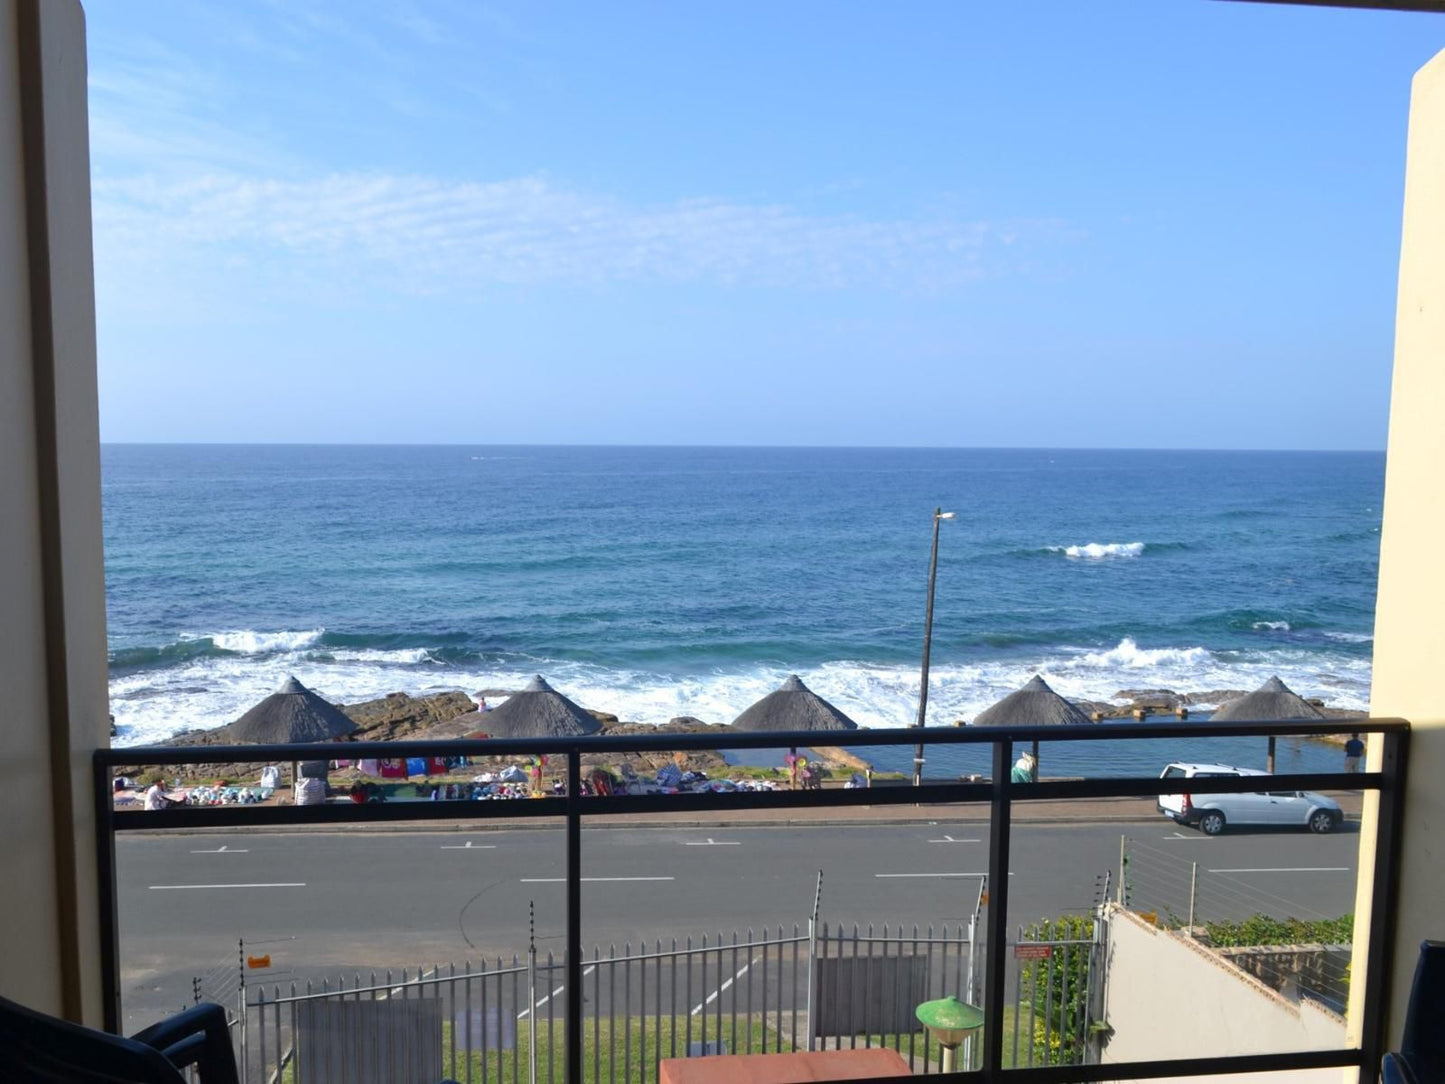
[658,1048,911,1082]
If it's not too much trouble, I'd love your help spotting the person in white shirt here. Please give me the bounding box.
[144,782,176,810]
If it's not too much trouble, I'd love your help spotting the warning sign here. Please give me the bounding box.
[1013,944,1053,960]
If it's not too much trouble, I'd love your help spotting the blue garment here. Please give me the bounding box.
[406,757,429,777]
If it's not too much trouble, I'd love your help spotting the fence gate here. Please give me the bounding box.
[1008,917,1105,1070]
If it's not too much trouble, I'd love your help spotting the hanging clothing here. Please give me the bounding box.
[357,759,381,777]
[406,757,429,777]
[379,759,407,779]
[427,756,448,775]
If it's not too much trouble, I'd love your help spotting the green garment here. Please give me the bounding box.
[1010,762,1035,784]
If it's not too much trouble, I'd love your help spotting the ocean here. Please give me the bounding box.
[103,445,1382,777]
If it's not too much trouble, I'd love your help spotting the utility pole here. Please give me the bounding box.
[914,508,955,785]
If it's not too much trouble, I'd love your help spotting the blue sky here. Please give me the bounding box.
[86,1,1441,448]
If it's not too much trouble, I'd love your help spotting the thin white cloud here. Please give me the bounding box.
[93,171,1069,296]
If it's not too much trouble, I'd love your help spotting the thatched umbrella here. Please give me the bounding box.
[972,675,1090,777]
[228,675,357,743]
[225,676,357,797]
[445,675,602,739]
[729,675,860,733]
[1211,675,1324,773]
[730,675,858,790]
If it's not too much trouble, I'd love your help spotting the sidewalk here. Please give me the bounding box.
[124,791,1365,836]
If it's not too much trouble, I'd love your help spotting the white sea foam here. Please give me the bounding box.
[1252,621,1291,631]
[1050,542,1145,560]
[322,648,436,665]
[1074,637,1211,669]
[106,633,1375,747]
[1323,631,1374,644]
[204,628,326,654]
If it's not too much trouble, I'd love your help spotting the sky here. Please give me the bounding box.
[85,1,1443,449]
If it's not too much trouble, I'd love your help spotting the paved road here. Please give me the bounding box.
[117,818,1362,1029]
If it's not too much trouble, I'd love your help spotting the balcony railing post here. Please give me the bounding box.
[982,738,1013,1081]
[1360,727,1410,1078]
[92,754,120,1033]
[564,748,582,1084]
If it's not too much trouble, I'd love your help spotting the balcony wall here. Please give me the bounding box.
[0,0,108,1023]
[1352,44,1445,1045]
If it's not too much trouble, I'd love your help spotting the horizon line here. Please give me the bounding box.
[96,441,1388,454]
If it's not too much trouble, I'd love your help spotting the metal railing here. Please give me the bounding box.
[95,717,1409,1083]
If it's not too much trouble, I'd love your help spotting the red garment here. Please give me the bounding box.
[427,757,448,775]
[379,758,407,779]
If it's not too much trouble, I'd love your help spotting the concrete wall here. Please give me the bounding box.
[1103,908,1345,1084]
[0,0,108,1023]
[1348,45,1445,1050]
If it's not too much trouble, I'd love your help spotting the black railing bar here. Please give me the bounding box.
[1016,771,1380,799]
[93,715,1408,765]
[92,754,121,1034]
[106,770,1383,833]
[109,796,568,831]
[259,967,529,1003]
[577,939,809,965]
[1359,728,1410,1076]
[829,1045,1364,1084]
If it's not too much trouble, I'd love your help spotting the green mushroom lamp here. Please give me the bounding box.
[915,994,985,1073]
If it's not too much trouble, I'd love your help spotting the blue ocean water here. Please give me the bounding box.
[102,446,1382,775]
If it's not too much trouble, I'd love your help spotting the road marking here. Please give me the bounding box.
[875,872,1008,879]
[441,842,497,850]
[149,882,304,890]
[519,964,597,1019]
[927,835,980,844]
[1208,867,1350,874]
[519,877,675,883]
[684,838,740,846]
[1162,833,1211,841]
[189,844,249,853]
[692,956,761,1016]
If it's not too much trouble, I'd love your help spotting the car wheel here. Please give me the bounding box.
[1198,811,1226,836]
[1309,810,1337,834]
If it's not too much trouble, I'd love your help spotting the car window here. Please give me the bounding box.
[1197,772,1238,778]
[1268,791,1300,798]
[1162,766,1187,779]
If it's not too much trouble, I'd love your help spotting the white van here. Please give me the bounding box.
[1157,762,1342,835]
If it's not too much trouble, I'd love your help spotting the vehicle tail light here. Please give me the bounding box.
[1181,793,1192,815]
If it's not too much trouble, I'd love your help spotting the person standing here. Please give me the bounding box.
[1344,733,1365,773]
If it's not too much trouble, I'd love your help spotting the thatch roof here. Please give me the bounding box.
[972,675,1091,727]
[226,675,358,744]
[443,675,601,739]
[729,675,859,733]
[1211,676,1325,722]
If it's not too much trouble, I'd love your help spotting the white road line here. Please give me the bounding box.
[1162,833,1211,841]
[519,877,675,883]
[149,883,304,890]
[518,964,597,1019]
[1208,867,1350,874]
[927,836,980,844]
[189,845,249,853]
[691,956,760,1016]
[684,838,740,846]
[875,872,1008,879]
[441,842,497,850]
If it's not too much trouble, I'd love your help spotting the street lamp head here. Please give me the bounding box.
[915,995,984,1048]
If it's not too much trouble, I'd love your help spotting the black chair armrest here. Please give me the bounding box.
[131,1003,239,1084]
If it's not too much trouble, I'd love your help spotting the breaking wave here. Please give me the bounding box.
[1252,620,1291,631]
[1049,542,1145,559]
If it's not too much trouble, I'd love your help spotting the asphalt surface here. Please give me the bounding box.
[116,817,1363,1030]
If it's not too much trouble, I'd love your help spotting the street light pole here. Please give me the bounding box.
[914,508,955,786]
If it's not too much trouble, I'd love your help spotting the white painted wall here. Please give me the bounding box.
[1102,908,1345,1084]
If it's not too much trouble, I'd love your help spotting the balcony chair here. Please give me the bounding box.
[0,996,240,1084]
[1382,940,1445,1084]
